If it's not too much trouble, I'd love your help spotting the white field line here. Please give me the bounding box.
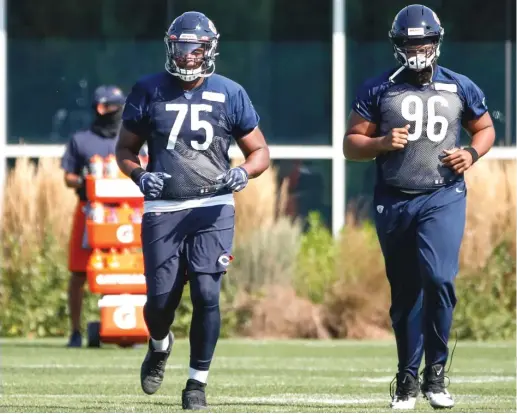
[212,340,515,349]
[3,363,514,377]
[360,376,515,384]
[4,338,513,349]
[2,393,516,405]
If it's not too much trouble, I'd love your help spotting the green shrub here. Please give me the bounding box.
[2,158,515,341]
[0,232,237,339]
[0,231,98,337]
[453,240,516,340]
[0,158,238,339]
[294,212,338,304]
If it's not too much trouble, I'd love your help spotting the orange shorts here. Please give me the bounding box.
[68,201,92,272]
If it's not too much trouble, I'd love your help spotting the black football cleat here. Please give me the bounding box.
[390,372,420,409]
[140,332,173,395]
[182,379,208,410]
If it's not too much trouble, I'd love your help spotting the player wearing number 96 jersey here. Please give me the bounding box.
[115,11,270,411]
[343,4,495,411]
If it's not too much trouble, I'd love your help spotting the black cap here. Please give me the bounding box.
[93,85,126,105]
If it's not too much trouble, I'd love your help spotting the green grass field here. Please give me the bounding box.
[1,338,515,413]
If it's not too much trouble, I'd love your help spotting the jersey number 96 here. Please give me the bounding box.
[401,95,449,142]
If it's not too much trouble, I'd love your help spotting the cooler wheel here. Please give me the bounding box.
[87,321,101,348]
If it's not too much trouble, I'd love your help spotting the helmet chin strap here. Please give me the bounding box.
[389,64,434,85]
[389,50,436,84]
[427,64,434,85]
[389,66,406,83]
[165,59,216,82]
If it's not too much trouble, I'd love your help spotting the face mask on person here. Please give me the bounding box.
[91,104,124,138]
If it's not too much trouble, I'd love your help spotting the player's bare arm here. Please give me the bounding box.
[343,111,409,161]
[442,112,495,174]
[236,127,270,178]
[115,125,146,177]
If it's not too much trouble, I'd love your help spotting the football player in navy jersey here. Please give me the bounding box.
[343,4,495,410]
[115,11,270,410]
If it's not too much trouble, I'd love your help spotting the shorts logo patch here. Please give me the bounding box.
[218,254,233,266]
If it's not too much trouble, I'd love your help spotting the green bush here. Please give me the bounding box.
[1,214,514,341]
[453,240,516,340]
[294,212,338,304]
[0,230,238,339]
[0,231,98,337]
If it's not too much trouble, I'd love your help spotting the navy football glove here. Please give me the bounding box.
[137,172,171,199]
[217,166,249,192]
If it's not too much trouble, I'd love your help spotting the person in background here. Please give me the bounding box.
[61,85,126,347]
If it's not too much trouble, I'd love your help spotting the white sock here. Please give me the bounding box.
[151,334,169,351]
[189,367,209,384]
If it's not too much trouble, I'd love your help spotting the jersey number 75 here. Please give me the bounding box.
[166,103,214,151]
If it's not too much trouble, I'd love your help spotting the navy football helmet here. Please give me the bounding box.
[164,11,219,82]
[389,5,444,71]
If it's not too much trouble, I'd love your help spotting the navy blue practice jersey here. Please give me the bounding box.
[61,129,118,201]
[122,72,259,200]
[352,65,488,191]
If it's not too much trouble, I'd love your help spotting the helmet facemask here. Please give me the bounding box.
[391,35,441,72]
[164,38,219,82]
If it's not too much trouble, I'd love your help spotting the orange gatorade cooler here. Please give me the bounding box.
[86,249,146,295]
[97,294,148,346]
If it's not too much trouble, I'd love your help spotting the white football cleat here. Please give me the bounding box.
[390,395,418,410]
[422,388,454,409]
[390,372,420,410]
[421,364,455,409]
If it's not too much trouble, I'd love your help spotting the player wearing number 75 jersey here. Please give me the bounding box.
[343,4,495,411]
[115,11,270,411]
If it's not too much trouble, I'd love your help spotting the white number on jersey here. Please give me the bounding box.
[401,95,449,142]
[166,103,214,151]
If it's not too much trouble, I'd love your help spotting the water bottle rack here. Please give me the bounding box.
[84,156,149,348]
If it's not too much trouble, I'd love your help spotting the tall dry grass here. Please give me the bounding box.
[228,160,313,338]
[1,156,513,339]
[322,158,517,339]
[229,158,302,291]
[2,157,76,259]
[232,158,290,245]
[462,158,516,269]
[323,213,391,339]
[229,216,302,292]
[1,158,88,337]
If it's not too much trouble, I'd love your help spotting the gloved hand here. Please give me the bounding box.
[217,166,249,192]
[138,172,171,199]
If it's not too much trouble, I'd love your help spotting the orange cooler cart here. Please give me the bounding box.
[84,156,149,347]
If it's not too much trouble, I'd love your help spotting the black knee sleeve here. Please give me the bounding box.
[189,273,223,371]
[144,287,183,339]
